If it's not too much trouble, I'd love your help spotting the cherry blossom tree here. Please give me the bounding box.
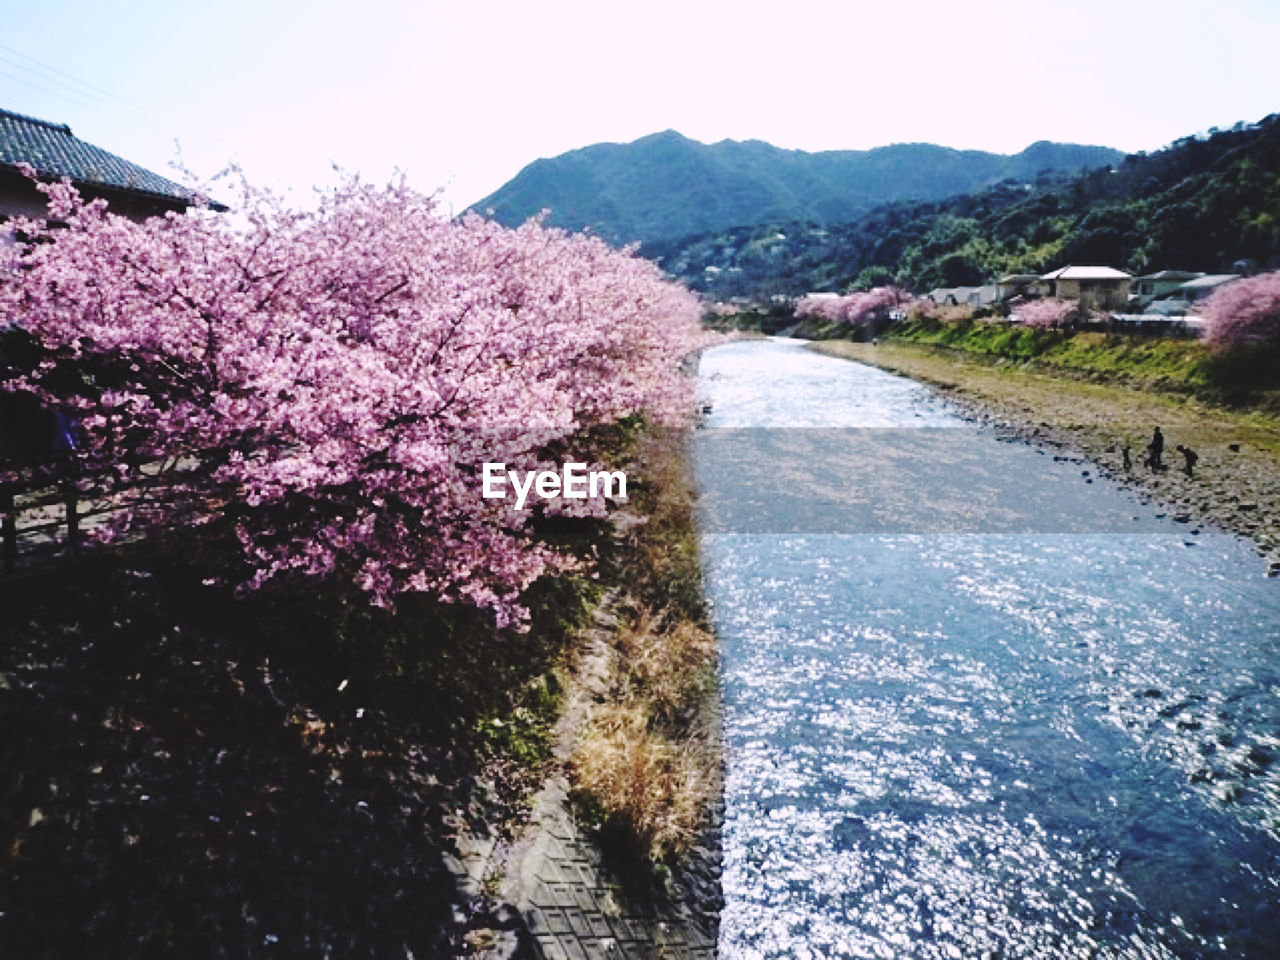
[795,287,908,328]
[1014,297,1076,329]
[0,172,704,626]
[1199,271,1280,348]
[906,298,973,324]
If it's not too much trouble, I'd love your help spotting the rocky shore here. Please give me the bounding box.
[811,340,1280,576]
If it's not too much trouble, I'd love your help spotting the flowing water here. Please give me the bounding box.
[697,339,1280,959]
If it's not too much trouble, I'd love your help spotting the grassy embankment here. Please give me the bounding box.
[808,318,1280,566]
[874,316,1280,415]
[568,425,720,865]
[0,420,719,956]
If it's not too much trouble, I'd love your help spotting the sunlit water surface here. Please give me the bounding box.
[698,339,1280,959]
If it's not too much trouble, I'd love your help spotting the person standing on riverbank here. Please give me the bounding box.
[1177,444,1199,478]
[1145,427,1164,471]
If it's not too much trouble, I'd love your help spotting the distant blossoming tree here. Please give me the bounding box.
[793,294,841,323]
[795,287,908,328]
[1015,297,1076,329]
[906,298,973,324]
[1199,271,1280,349]
[0,172,704,626]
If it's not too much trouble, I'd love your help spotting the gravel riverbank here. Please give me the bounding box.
[810,340,1280,576]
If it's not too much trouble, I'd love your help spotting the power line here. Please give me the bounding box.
[0,42,244,161]
[0,65,104,115]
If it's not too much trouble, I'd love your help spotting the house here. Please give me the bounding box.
[1039,265,1132,310]
[996,274,1043,300]
[1129,270,1202,307]
[1177,274,1239,303]
[925,286,999,309]
[1144,297,1192,317]
[2,107,222,473]
[0,107,222,224]
[966,284,1000,308]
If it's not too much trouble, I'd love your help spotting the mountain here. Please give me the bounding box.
[646,114,1280,299]
[468,130,1123,246]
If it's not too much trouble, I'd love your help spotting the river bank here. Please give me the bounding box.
[809,339,1280,575]
[465,425,723,958]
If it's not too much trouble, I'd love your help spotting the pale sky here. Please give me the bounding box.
[2,0,1278,216]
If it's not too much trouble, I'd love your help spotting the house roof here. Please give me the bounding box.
[1144,298,1192,316]
[997,274,1041,284]
[1041,265,1132,281]
[1179,274,1239,290]
[1133,270,1203,282]
[0,107,207,208]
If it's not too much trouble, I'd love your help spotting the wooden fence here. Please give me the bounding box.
[0,455,155,573]
[2,458,86,573]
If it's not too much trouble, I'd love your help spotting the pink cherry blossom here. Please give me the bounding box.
[795,287,908,327]
[1,172,705,627]
[1014,297,1075,329]
[1199,271,1280,348]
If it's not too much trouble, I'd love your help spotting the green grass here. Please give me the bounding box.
[879,317,1280,412]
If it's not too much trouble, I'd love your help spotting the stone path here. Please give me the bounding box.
[454,599,719,959]
[498,777,716,960]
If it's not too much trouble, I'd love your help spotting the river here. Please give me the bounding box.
[696,338,1280,959]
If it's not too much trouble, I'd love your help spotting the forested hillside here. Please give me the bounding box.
[469,130,1121,245]
[650,115,1280,299]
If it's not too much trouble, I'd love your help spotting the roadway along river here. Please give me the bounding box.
[696,338,1280,959]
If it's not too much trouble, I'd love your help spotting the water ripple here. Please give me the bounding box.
[699,342,1280,958]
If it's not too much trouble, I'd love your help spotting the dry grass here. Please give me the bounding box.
[614,613,718,728]
[571,693,716,860]
[568,427,722,862]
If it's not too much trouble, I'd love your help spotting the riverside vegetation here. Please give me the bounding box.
[569,425,720,867]
[812,306,1280,411]
[1,419,721,957]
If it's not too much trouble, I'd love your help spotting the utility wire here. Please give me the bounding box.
[0,43,244,162]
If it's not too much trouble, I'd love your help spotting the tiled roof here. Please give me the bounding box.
[0,107,197,205]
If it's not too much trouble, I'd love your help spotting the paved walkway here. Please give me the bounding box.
[453,602,719,959]
[501,777,715,959]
